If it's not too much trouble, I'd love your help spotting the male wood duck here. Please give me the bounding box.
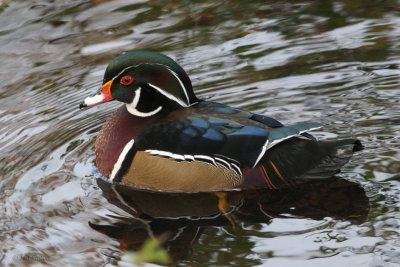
[80,51,363,193]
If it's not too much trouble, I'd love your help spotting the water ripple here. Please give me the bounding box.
[0,0,399,266]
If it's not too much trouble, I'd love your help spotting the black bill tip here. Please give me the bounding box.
[79,102,87,109]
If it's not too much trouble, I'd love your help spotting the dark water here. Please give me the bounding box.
[0,0,399,266]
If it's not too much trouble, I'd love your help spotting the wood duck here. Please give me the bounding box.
[80,51,363,193]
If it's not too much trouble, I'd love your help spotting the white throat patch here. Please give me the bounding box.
[126,87,162,117]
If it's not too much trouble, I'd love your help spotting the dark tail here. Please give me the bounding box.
[241,138,363,189]
[299,139,363,179]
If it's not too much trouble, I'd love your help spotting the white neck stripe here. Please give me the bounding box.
[127,106,162,117]
[126,87,162,117]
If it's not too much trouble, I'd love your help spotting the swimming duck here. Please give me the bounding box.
[80,51,363,192]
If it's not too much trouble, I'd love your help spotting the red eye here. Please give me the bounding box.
[120,75,133,85]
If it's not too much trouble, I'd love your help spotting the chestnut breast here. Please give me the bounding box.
[95,106,153,178]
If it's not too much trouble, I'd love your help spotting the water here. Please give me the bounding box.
[0,0,399,266]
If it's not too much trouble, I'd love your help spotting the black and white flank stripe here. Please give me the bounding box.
[145,149,243,177]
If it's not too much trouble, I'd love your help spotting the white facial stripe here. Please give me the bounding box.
[108,63,196,108]
[165,66,190,105]
[110,139,135,181]
[126,87,162,117]
[147,83,189,107]
[112,65,135,82]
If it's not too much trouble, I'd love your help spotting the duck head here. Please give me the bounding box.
[80,51,198,116]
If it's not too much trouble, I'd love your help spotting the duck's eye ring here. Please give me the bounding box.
[120,75,134,85]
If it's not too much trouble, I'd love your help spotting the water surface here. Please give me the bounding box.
[0,0,399,266]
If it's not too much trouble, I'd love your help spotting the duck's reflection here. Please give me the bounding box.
[90,178,369,260]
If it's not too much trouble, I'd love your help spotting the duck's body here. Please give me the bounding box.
[81,51,362,192]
